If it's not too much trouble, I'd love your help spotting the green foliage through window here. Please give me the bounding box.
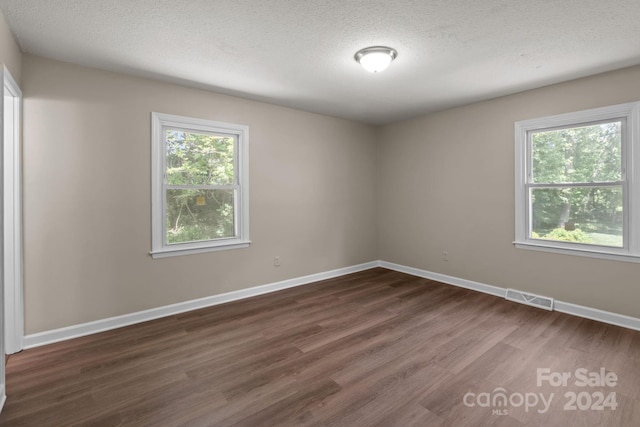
[533,228,593,244]
[532,122,621,184]
[165,130,236,244]
[530,121,623,247]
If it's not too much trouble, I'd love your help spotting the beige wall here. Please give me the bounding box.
[378,65,640,318]
[20,51,640,334]
[0,10,20,84]
[21,55,378,334]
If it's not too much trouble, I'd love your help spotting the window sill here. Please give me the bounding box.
[150,240,251,259]
[514,241,640,263]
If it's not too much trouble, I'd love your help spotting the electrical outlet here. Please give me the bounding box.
[274,256,281,267]
[442,251,449,261]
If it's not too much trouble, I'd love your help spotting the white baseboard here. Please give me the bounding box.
[380,261,640,332]
[554,301,640,331]
[23,261,379,349]
[379,261,506,298]
[23,259,640,349]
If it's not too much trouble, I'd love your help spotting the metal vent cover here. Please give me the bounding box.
[505,288,554,311]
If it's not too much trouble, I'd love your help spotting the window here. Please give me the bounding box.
[151,112,249,258]
[515,102,640,262]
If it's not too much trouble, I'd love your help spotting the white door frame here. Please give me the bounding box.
[2,65,23,355]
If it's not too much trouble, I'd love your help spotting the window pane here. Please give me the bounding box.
[165,130,234,186]
[166,189,235,244]
[531,187,623,247]
[531,121,621,183]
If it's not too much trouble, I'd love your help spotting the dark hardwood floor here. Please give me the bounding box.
[1,268,639,426]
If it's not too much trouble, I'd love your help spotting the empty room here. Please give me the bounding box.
[0,1,639,426]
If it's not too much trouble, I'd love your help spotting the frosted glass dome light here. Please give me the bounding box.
[355,46,398,73]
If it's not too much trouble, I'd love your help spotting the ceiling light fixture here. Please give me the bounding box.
[354,46,398,73]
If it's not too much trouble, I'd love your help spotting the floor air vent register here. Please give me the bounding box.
[505,288,554,311]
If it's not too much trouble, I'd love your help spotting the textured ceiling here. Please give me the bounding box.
[1,0,640,124]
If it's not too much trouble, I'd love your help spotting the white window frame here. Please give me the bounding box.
[151,112,250,259]
[514,101,640,262]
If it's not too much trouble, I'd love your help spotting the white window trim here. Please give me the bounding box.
[514,101,640,262]
[151,112,250,259]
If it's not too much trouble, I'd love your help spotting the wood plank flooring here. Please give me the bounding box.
[1,268,639,426]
